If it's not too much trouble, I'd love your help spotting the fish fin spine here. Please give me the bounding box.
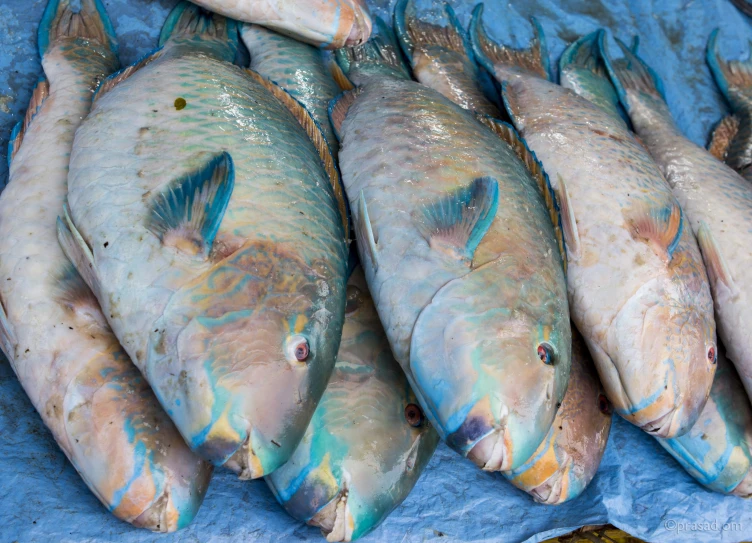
[8,78,50,168]
[708,115,740,161]
[57,203,103,302]
[697,221,737,294]
[159,1,239,60]
[93,47,163,103]
[38,0,118,59]
[145,152,235,257]
[356,192,380,271]
[625,201,683,263]
[246,69,348,237]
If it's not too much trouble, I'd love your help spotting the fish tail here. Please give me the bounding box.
[469,3,551,81]
[334,17,411,86]
[38,0,118,59]
[159,1,239,62]
[394,0,472,63]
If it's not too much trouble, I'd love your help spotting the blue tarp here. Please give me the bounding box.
[1,1,752,541]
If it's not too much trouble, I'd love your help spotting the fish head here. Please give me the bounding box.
[596,271,717,438]
[410,263,571,472]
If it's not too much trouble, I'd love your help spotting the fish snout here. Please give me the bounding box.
[449,414,512,472]
[309,487,355,543]
[732,470,752,498]
[344,0,372,47]
[529,466,568,505]
[640,406,681,438]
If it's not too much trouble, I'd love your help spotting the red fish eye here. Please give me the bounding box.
[538,343,554,365]
[597,393,612,415]
[295,340,310,362]
[404,403,424,427]
[707,346,717,364]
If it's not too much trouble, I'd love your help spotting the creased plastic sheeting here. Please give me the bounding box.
[1,0,752,542]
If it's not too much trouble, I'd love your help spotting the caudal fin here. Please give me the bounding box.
[38,0,118,59]
[469,3,551,82]
[159,1,239,62]
[707,28,752,106]
[394,0,472,63]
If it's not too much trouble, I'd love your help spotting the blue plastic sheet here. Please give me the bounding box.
[2,1,752,541]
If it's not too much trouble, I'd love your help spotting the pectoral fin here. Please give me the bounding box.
[355,191,379,271]
[417,176,499,262]
[146,152,235,257]
[697,221,737,295]
[57,203,102,301]
[555,175,580,259]
[0,294,17,361]
[625,201,683,263]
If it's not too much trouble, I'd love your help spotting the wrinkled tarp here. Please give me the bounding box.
[1,0,752,542]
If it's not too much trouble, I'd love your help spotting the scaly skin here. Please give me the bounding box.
[657,347,752,497]
[338,61,570,472]
[66,10,348,478]
[506,327,612,505]
[188,0,372,49]
[266,267,439,542]
[0,1,211,531]
[241,24,341,154]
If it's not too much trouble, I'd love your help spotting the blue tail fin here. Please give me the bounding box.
[38,0,118,59]
[159,1,239,62]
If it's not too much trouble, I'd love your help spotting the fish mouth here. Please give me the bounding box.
[467,426,512,472]
[222,435,264,480]
[639,407,679,438]
[309,485,355,543]
[530,469,566,505]
[345,0,372,46]
[131,485,177,533]
[732,470,752,498]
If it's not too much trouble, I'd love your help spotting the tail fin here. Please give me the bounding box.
[600,35,667,113]
[559,30,629,125]
[38,0,118,59]
[334,17,411,85]
[159,1,239,62]
[469,4,551,82]
[394,0,472,63]
[707,28,752,108]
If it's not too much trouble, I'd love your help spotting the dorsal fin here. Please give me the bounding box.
[624,201,684,264]
[394,0,469,63]
[93,48,163,103]
[708,115,740,161]
[8,78,50,166]
[246,69,349,238]
[328,89,364,142]
[475,113,567,272]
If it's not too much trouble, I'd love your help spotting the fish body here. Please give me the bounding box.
[332,22,571,472]
[267,266,439,542]
[506,327,612,505]
[189,0,372,49]
[470,8,717,438]
[657,346,752,497]
[241,23,341,153]
[0,0,211,530]
[602,40,752,409]
[63,3,348,478]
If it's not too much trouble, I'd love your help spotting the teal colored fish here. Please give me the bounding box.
[0,0,212,530]
[267,266,439,542]
[60,2,349,479]
[330,20,571,473]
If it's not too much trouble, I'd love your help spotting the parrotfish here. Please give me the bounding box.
[241,23,342,154]
[187,0,372,49]
[393,0,500,117]
[60,2,349,479]
[267,266,439,542]
[331,20,571,472]
[707,29,752,181]
[506,327,612,505]
[469,6,717,438]
[657,345,752,497]
[602,38,752,413]
[0,0,212,530]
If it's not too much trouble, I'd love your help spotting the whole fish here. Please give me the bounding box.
[657,346,752,497]
[506,327,612,505]
[188,0,372,49]
[393,0,500,117]
[602,40,752,410]
[60,2,349,479]
[267,266,439,542]
[707,29,752,181]
[331,20,571,472]
[241,23,341,154]
[0,0,211,530]
[470,6,717,438]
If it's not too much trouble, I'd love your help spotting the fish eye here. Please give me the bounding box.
[537,343,555,365]
[345,285,362,315]
[404,403,424,428]
[286,335,310,363]
[597,393,612,415]
[707,345,717,365]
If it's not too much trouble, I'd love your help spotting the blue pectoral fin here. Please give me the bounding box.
[145,152,235,258]
[417,177,499,261]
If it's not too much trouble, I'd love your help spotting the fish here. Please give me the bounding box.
[331,19,571,473]
[707,29,752,181]
[0,0,212,531]
[657,345,752,497]
[393,0,501,117]
[188,0,372,49]
[602,38,752,414]
[266,265,439,542]
[505,327,612,505]
[59,2,349,479]
[241,23,342,154]
[469,6,717,438]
